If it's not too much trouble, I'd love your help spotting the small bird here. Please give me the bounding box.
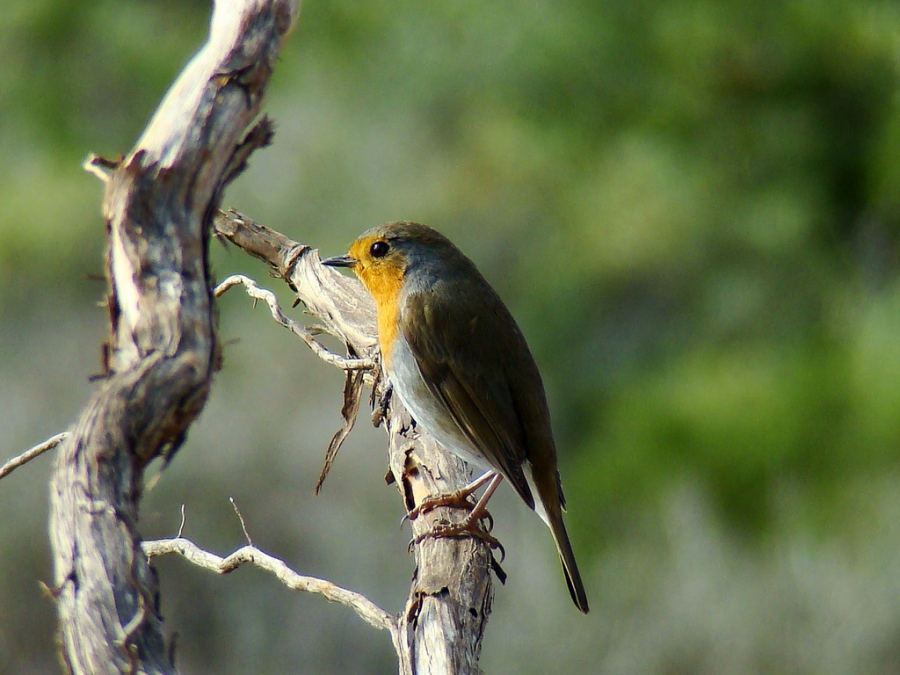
[323,221,589,613]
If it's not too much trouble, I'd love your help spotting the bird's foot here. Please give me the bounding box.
[407,489,478,521]
[412,515,506,561]
[405,471,497,522]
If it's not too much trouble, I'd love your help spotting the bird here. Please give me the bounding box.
[323,221,589,613]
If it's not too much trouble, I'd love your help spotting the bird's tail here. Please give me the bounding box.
[548,513,590,614]
[526,470,590,613]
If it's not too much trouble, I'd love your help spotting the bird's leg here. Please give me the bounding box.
[457,472,503,525]
[413,473,506,557]
[407,470,496,520]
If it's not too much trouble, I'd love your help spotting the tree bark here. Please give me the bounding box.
[48,2,299,673]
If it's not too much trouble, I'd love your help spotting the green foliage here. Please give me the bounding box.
[3,0,900,672]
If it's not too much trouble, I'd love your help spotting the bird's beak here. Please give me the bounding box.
[321,254,357,268]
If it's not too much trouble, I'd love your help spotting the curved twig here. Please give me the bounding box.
[142,537,397,634]
[215,274,376,371]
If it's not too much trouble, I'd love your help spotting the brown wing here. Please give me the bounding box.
[401,286,536,509]
[401,269,587,612]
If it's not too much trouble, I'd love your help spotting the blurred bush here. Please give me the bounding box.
[1,1,899,673]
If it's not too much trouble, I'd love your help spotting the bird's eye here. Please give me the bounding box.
[370,240,390,258]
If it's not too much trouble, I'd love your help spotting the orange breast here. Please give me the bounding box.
[376,291,401,368]
[355,261,405,368]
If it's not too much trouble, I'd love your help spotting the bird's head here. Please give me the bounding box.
[323,221,453,304]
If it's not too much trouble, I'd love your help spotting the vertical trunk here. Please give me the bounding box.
[48,2,300,672]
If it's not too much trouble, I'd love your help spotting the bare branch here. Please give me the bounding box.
[213,209,379,352]
[0,432,67,480]
[142,537,397,634]
[215,274,376,371]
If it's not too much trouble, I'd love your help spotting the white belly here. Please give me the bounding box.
[387,336,549,524]
[387,336,493,473]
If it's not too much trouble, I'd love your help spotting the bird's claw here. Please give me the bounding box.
[407,491,477,521]
[410,519,506,561]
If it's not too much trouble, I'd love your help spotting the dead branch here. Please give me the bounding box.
[0,432,67,480]
[214,274,376,371]
[48,2,300,674]
[142,537,397,634]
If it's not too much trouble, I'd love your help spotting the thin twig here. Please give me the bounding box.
[215,275,376,371]
[229,497,253,546]
[141,537,397,633]
[177,504,186,539]
[1,432,68,480]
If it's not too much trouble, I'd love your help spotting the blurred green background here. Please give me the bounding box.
[2,0,900,673]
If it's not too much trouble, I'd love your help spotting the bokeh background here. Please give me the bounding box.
[2,1,900,673]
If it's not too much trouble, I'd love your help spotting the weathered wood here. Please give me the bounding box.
[141,538,396,632]
[215,210,495,675]
[49,2,299,673]
[387,410,494,675]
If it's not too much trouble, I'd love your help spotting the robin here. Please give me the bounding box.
[323,221,589,614]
